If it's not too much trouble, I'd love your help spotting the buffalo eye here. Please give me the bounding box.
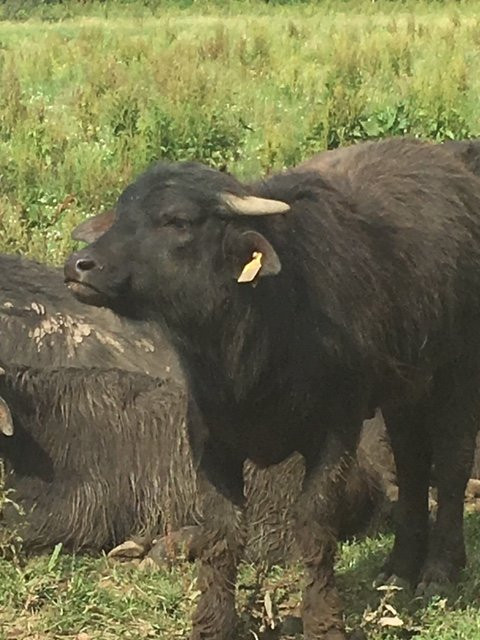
[153,216,191,232]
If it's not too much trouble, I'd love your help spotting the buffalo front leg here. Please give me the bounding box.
[189,439,246,640]
[295,434,359,640]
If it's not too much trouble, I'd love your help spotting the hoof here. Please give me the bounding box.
[415,580,450,600]
[415,560,461,599]
[415,570,454,600]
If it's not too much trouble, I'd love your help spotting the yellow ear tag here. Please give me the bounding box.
[237,251,263,283]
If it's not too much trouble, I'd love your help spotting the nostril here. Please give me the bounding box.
[76,258,96,272]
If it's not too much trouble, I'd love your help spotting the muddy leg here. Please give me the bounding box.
[295,434,359,640]
[189,439,245,640]
[377,404,431,586]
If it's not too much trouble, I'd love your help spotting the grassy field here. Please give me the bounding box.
[2,516,480,640]
[2,0,480,263]
[3,1,480,638]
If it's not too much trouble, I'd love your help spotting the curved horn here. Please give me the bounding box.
[221,193,290,216]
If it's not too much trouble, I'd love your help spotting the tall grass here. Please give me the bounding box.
[2,5,480,639]
[1,2,480,263]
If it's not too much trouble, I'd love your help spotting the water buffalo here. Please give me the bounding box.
[0,362,393,564]
[0,365,190,551]
[64,135,480,640]
[0,253,394,564]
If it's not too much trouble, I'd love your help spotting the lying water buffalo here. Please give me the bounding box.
[0,252,180,378]
[65,136,480,640]
[0,365,192,552]
[0,363,393,565]
[0,253,395,563]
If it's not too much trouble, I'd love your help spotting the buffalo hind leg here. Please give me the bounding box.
[417,370,479,597]
[377,404,431,587]
[295,433,360,640]
[189,440,246,640]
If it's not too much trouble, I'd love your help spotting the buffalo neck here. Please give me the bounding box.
[160,272,366,465]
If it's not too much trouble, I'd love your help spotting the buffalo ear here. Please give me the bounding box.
[71,209,116,244]
[227,230,281,284]
[0,395,13,437]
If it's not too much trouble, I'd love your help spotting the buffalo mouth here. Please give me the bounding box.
[65,279,110,307]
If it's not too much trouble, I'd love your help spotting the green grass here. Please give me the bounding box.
[3,1,480,262]
[1,515,480,639]
[2,2,480,638]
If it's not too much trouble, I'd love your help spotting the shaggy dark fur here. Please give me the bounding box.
[292,137,480,483]
[0,364,393,563]
[65,136,480,640]
[0,253,395,563]
[0,366,190,550]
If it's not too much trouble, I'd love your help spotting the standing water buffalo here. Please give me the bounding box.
[65,137,480,640]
